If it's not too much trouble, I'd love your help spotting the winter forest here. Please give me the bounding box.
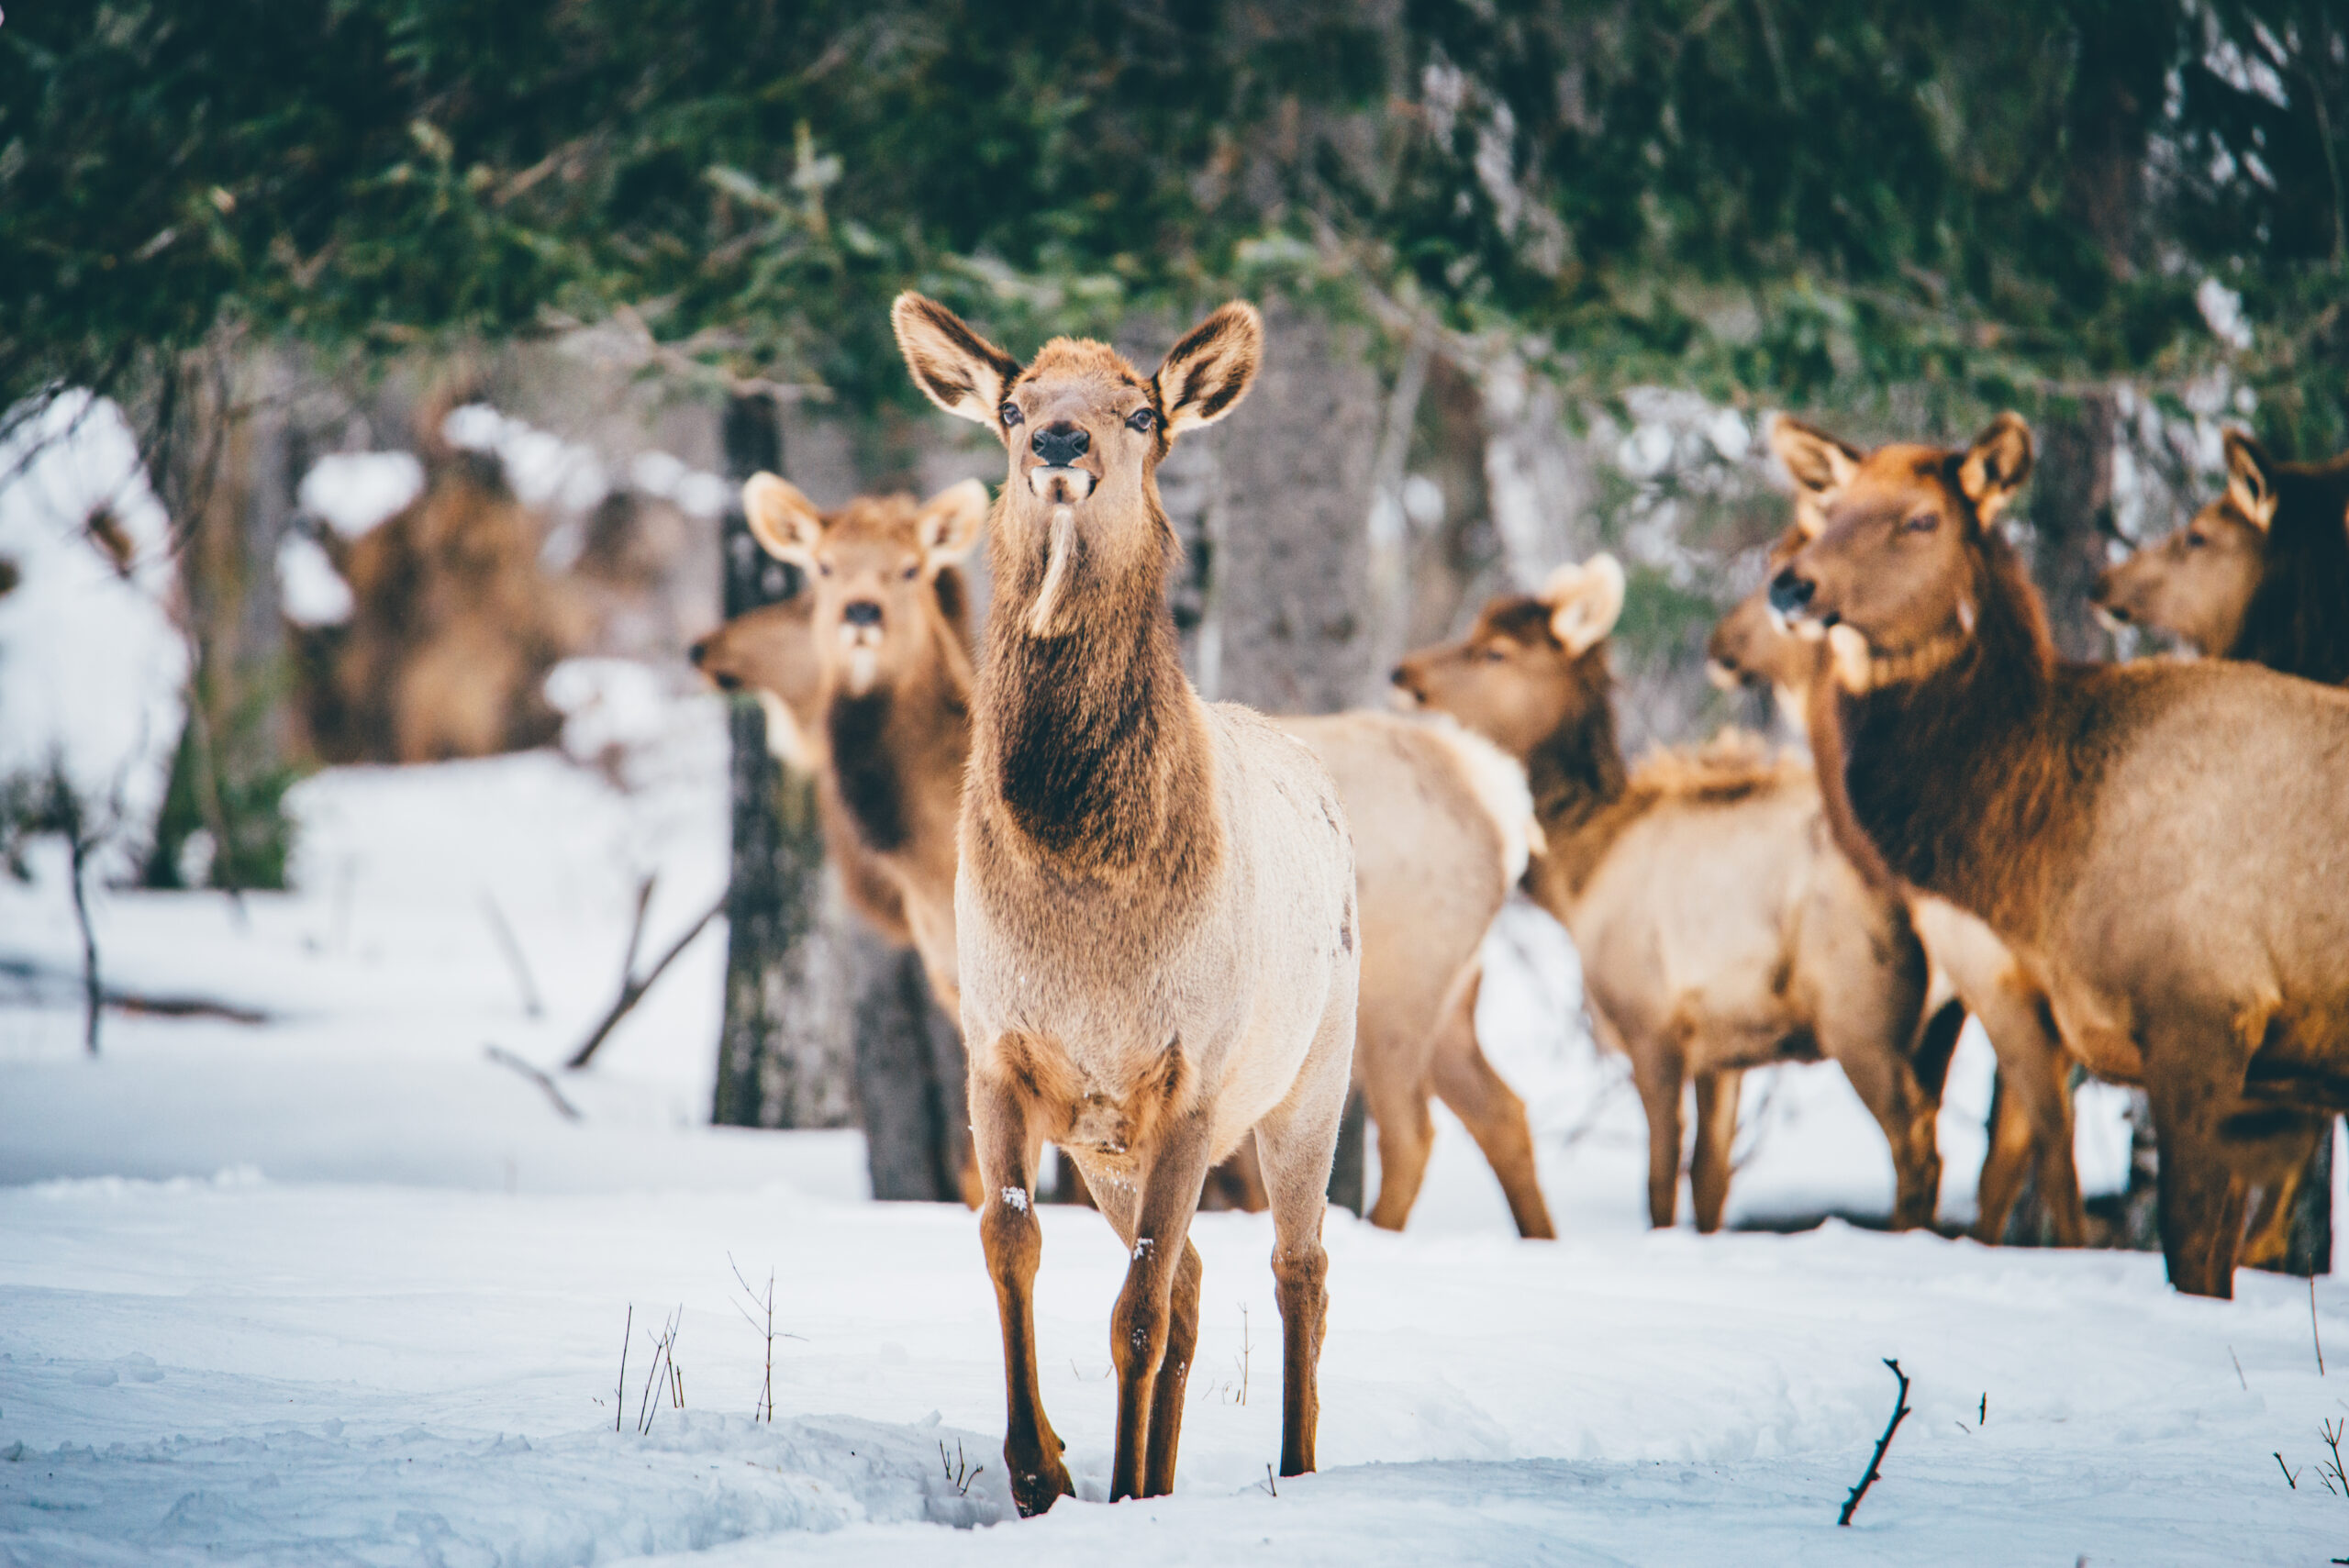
[5,3,2349,1562]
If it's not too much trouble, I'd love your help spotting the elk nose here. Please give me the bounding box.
[687,636,710,667]
[842,600,883,628]
[1767,568,1815,617]
[1030,422,1090,466]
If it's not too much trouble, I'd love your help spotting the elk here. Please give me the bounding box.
[1709,436,2087,1250]
[894,292,1359,1511]
[2092,430,2349,683]
[1768,414,2349,1298]
[1396,555,1954,1235]
[691,516,1555,1239]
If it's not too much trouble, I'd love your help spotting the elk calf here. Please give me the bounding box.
[1397,558,1951,1234]
[895,293,1359,1512]
[1771,414,2349,1298]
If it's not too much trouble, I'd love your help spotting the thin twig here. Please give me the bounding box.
[616,1304,631,1434]
[2230,1346,2246,1391]
[565,895,724,1070]
[2279,1451,2300,1490]
[1837,1358,1913,1527]
[484,1044,582,1121]
[480,893,544,1018]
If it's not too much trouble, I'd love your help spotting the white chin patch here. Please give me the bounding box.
[1028,506,1079,639]
[1386,685,1420,712]
[846,647,879,695]
[1027,466,1095,504]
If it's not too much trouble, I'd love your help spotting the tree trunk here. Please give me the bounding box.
[2027,390,2119,662]
[848,931,971,1201]
[709,394,856,1130]
[1197,300,1385,1213]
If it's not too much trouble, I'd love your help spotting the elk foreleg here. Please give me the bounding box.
[1108,1108,1213,1504]
[970,1055,1072,1516]
[1629,1031,1687,1229]
[2144,1032,2251,1300]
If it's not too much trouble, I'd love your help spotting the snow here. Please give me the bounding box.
[0,695,2342,1562]
[0,393,186,873]
[298,451,426,540]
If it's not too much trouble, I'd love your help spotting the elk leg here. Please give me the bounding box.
[1254,985,1356,1478]
[1629,1033,1687,1229]
[1688,1067,1744,1235]
[970,1054,1072,1517]
[1108,1109,1213,1503]
[2145,1063,2249,1299]
[1141,1239,1205,1496]
[1362,1050,1436,1232]
[1975,1079,2041,1244]
[1430,971,1556,1240]
[1835,1042,1942,1232]
[1974,989,2085,1247]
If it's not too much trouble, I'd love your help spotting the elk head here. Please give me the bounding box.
[738,479,988,697]
[1767,414,2034,692]
[1391,554,1625,759]
[2090,428,2275,656]
[890,292,1262,637]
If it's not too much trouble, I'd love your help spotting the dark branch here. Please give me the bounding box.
[1837,1358,1913,1527]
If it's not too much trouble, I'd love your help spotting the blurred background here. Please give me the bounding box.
[0,1,2343,1216]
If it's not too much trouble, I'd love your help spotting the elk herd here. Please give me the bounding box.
[678,295,2349,1510]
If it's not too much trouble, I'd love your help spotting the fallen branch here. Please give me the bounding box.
[484,1044,582,1121]
[0,954,269,1025]
[566,887,725,1070]
[1837,1358,1912,1527]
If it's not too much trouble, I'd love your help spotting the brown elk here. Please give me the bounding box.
[1395,554,1955,1235]
[1768,414,2349,1298]
[690,517,1555,1239]
[2092,431,2349,683]
[893,292,1359,1511]
[298,444,581,764]
[1709,435,2087,1251]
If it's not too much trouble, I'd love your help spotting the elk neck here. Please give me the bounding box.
[822,570,974,862]
[971,492,1220,885]
[2232,462,2349,685]
[1822,536,2084,937]
[1522,670,1637,898]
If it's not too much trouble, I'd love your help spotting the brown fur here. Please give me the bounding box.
[1396,556,1949,1235]
[2094,430,2349,684]
[297,446,582,764]
[895,293,1357,1512]
[1710,484,2087,1248]
[1773,415,2349,1298]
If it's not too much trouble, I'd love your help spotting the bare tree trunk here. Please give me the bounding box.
[1196,300,1385,1213]
[848,932,970,1201]
[2027,390,2119,662]
[710,394,856,1130]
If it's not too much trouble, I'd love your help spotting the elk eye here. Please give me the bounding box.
[999,402,1023,428]
[1126,407,1156,433]
[817,562,832,577]
[1902,512,1938,534]
[901,563,919,581]
[2185,529,2208,549]
[1479,646,1508,663]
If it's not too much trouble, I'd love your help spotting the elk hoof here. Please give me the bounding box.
[1008,1453,1075,1518]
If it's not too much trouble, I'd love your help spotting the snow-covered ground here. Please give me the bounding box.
[2,731,2344,1564]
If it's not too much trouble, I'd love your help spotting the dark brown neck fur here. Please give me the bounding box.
[823,568,973,862]
[1820,529,2105,941]
[2232,459,2349,685]
[1522,649,1639,897]
[971,500,1219,885]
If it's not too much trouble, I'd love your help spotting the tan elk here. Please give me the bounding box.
[2092,430,2349,684]
[1768,413,2349,1298]
[690,507,1556,1238]
[1395,555,1955,1235]
[893,292,1359,1511]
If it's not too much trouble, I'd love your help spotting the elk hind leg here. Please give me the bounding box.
[1430,970,1556,1240]
[1254,984,1356,1477]
[1361,1040,1436,1232]
[971,1053,1073,1516]
[1688,1067,1745,1234]
[1629,1030,1687,1229]
[2144,1048,2249,1299]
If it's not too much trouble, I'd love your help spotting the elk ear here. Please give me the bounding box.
[1539,552,1626,655]
[1957,413,2033,524]
[741,473,824,566]
[1154,301,1264,438]
[891,293,1021,428]
[2221,428,2278,532]
[915,478,990,571]
[1771,416,1863,535]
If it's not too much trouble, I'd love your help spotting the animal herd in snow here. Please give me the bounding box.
[682,295,2349,1509]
